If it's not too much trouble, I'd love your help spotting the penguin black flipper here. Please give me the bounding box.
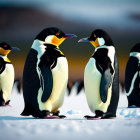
[0,57,5,74]
[39,65,53,102]
[0,90,5,106]
[100,68,113,103]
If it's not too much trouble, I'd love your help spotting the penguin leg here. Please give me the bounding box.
[101,113,116,119]
[52,110,66,119]
[84,111,103,120]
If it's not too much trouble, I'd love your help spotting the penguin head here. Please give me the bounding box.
[0,42,19,56]
[35,27,76,48]
[130,43,140,53]
[78,29,113,48]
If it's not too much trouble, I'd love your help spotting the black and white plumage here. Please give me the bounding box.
[125,43,140,107]
[0,42,19,106]
[78,29,119,119]
[21,27,76,118]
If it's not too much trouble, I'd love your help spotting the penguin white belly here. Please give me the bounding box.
[84,58,112,113]
[50,57,68,112]
[38,57,68,112]
[0,64,14,102]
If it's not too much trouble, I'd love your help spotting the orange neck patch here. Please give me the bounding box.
[90,38,99,48]
[0,48,10,56]
[51,36,65,48]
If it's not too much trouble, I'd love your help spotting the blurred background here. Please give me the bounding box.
[0,0,140,90]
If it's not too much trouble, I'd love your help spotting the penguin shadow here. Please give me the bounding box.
[0,116,35,120]
[0,116,85,120]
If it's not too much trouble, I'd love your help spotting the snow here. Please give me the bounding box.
[0,84,140,140]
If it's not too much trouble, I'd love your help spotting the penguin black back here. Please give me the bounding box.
[106,55,119,116]
[22,49,43,117]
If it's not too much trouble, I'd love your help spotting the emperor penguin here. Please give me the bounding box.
[78,29,119,119]
[125,43,140,107]
[21,27,76,118]
[0,42,19,106]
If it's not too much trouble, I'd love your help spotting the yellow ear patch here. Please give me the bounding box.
[0,48,11,56]
[90,38,99,48]
[51,36,65,47]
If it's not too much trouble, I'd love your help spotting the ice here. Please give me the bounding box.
[0,84,140,140]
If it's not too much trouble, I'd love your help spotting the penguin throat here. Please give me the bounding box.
[0,55,11,63]
[98,37,105,46]
[94,45,115,53]
[130,52,140,59]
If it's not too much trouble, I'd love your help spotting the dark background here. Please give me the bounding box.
[0,0,140,84]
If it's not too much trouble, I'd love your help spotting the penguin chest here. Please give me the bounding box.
[84,58,103,112]
[0,64,14,102]
[50,57,68,109]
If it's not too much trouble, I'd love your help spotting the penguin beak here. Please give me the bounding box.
[11,47,20,51]
[78,37,89,42]
[64,34,77,39]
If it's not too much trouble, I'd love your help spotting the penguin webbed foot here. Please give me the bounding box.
[0,100,11,107]
[84,111,116,120]
[102,113,116,119]
[42,110,66,119]
[0,101,5,106]
[53,111,66,119]
[84,115,102,120]
[5,100,10,105]
[84,110,103,120]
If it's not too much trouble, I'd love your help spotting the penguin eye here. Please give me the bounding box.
[56,32,65,39]
[56,35,61,39]
[56,32,61,38]
[4,44,7,48]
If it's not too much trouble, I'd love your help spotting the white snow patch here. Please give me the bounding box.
[0,84,140,140]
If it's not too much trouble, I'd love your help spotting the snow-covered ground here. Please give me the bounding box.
[0,84,140,140]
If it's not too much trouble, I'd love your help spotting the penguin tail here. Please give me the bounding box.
[21,105,32,116]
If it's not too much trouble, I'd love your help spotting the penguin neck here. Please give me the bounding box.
[91,45,115,57]
[31,40,64,56]
[130,52,140,59]
[44,43,64,56]
[94,45,115,52]
[0,55,11,63]
[31,40,46,56]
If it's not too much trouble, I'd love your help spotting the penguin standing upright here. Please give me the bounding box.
[125,43,140,107]
[0,42,19,106]
[78,29,119,119]
[21,27,76,118]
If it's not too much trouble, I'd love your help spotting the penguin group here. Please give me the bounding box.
[0,27,140,120]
